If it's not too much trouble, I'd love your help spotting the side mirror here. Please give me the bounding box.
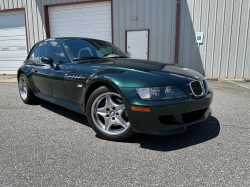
[41,56,53,64]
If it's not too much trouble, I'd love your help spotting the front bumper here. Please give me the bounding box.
[120,88,214,135]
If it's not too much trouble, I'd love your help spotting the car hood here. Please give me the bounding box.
[89,58,204,81]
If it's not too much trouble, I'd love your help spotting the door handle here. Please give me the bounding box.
[34,69,38,73]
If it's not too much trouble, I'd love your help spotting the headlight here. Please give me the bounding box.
[136,86,187,100]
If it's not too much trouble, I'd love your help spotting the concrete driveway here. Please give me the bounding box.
[0,80,249,186]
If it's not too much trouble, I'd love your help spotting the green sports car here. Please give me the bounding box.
[17,38,213,141]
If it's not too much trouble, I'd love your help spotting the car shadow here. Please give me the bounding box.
[124,115,220,151]
[36,100,220,152]
[35,100,89,126]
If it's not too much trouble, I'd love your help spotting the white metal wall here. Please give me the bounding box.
[0,0,250,78]
[0,0,177,64]
[0,10,27,74]
[178,0,250,78]
[113,0,177,64]
[48,1,112,42]
[0,0,101,52]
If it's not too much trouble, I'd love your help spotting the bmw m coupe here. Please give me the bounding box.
[17,38,213,141]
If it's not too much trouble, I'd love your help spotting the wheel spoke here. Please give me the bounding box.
[96,106,108,113]
[23,81,27,89]
[96,111,108,118]
[105,95,112,107]
[114,115,127,128]
[106,95,119,108]
[20,80,23,88]
[116,104,125,114]
[104,117,112,130]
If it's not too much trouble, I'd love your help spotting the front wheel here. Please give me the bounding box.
[86,86,134,141]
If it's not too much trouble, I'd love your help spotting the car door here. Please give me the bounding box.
[63,40,94,104]
[64,65,89,104]
[51,43,69,100]
[27,43,43,91]
[33,41,70,101]
[32,41,57,96]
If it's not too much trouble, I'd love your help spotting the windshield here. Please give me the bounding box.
[63,39,128,60]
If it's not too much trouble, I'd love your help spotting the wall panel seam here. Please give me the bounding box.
[242,0,250,78]
[218,0,226,78]
[203,0,210,74]
[233,0,243,78]
[225,1,234,78]
[161,0,166,62]
[197,0,202,73]
[179,0,186,66]
[210,0,218,77]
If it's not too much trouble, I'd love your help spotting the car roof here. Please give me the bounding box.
[33,37,106,47]
[43,37,103,42]
[30,37,106,56]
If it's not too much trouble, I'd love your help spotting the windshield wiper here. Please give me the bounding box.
[103,54,128,58]
[73,56,105,61]
[110,56,128,58]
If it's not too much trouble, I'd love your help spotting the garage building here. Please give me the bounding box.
[0,0,249,79]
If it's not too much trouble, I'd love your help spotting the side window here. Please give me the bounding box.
[40,42,57,64]
[29,43,42,62]
[56,45,68,64]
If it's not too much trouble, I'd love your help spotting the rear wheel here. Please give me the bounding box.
[18,73,37,104]
[86,86,134,141]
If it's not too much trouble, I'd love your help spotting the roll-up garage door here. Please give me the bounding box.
[0,10,27,74]
[48,1,112,42]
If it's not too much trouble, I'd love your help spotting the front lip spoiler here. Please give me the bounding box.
[152,127,187,135]
[152,108,210,135]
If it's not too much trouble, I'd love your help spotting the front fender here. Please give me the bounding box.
[82,77,130,112]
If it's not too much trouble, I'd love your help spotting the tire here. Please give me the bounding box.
[86,86,134,141]
[18,73,37,104]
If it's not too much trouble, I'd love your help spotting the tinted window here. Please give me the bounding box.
[63,39,97,59]
[56,45,68,64]
[63,39,128,60]
[29,43,42,62]
[40,42,58,64]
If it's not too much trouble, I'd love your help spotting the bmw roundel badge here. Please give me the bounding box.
[193,75,199,79]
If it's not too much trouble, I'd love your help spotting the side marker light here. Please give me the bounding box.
[131,107,150,112]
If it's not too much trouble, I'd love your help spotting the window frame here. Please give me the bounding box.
[27,43,39,60]
[56,42,68,65]
[27,42,43,62]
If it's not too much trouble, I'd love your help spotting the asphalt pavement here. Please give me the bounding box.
[0,80,249,186]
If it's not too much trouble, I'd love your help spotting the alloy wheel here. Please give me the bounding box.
[19,76,27,100]
[91,92,130,135]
